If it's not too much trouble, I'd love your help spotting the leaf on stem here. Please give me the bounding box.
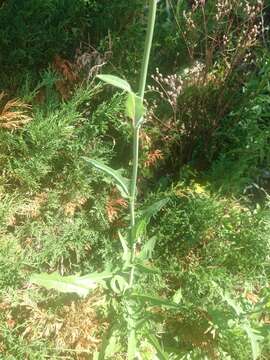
[119,231,131,265]
[30,271,112,298]
[133,198,169,241]
[97,74,131,93]
[125,92,145,125]
[130,293,179,309]
[137,237,156,261]
[110,275,129,294]
[135,261,159,274]
[83,158,130,198]
[242,324,263,360]
[146,334,170,360]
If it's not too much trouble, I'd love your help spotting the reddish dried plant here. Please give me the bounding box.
[52,55,78,100]
[53,55,77,82]
[106,195,128,223]
[0,92,32,130]
[144,149,164,168]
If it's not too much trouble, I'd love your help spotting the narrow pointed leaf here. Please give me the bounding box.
[138,237,156,261]
[133,198,168,240]
[97,325,116,360]
[119,231,131,265]
[31,273,94,297]
[30,271,112,298]
[97,74,131,93]
[130,293,179,309]
[242,324,263,360]
[83,158,130,197]
[135,261,159,274]
[146,334,170,360]
[222,291,244,316]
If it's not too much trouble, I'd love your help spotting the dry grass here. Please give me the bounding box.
[1,288,108,359]
[0,91,32,129]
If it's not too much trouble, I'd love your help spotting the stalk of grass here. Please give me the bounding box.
[129,0,158,288]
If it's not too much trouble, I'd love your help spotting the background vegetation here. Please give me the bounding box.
[0,0,269,359]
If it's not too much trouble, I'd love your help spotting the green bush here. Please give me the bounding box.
[209,53,270,195]
[0,0,92,73]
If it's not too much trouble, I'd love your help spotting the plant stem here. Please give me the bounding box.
[138,0,158,100]
[129,0,158,287]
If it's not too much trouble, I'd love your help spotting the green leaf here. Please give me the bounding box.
[133,198,168,240]
[172,289,183,304]
[128,329,136,360]
[222,291,244,317]
[126,92,136,121]
[97,74,131,93]
[242,324,263,360]
[96,325,116,360]
[125,92,145,124]
[138,237,156,261]
[130,293,179,309]
[105,334,121,358]
[30,271,112,298]
[119,231,131,266]
[135,261,159,274]
[110,275,129,294]
[83,158,130,198]
[146,334,170,360]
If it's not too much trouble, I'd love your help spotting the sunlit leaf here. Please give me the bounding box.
[30,271,112,297]
[83,158,130,198]
[105,334,121,358]
[222,291,244,316]
[172,288,182,304]
[242,324,263,360]
[97,74,131,92]
[110,275,129,294]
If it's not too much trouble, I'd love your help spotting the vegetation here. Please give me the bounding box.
[0,0,269,359]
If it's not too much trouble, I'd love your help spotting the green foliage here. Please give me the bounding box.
[0,0,96,88]
[31,270,112,297]
[0,0,270,359]
[209,54,270,194]
[83,158,130,198]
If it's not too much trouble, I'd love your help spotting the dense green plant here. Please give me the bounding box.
[209,52,270,195]
[0,0,91,69]
[146,182,270,359]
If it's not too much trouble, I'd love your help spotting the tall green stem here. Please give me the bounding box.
[129,0,158,286]
[138,0,158,100]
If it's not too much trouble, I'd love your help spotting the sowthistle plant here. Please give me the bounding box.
[30,1,172,358]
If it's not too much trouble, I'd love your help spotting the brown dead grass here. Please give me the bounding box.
[0,289,108,359]
[0,92,32,129]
